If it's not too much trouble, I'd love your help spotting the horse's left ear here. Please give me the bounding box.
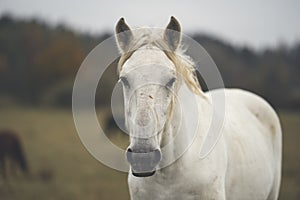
[164,16,181,51]
[115,17,133,53]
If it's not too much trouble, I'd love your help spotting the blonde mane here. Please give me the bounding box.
[117,28,206,98]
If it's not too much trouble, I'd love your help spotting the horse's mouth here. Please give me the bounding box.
[132,170,156,177]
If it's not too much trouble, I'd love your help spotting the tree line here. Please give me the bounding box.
[0,15,299,109]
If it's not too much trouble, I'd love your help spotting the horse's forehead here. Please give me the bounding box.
[123,64,175,88]
[122,48,175,73]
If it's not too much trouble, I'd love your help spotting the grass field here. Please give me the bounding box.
[0,106,299,199]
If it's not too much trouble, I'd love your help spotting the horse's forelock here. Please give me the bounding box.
[117,29,205,98]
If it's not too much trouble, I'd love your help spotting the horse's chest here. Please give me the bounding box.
[129,175,202,200]
[130,184,200,200]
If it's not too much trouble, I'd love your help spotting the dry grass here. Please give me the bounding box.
[0,106,129,200]
[279,111,300,199]
[0,106,299,199]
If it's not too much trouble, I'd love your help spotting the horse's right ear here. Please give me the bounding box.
[115,18,133,53]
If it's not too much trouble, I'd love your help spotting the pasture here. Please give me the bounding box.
[0,106,299,199]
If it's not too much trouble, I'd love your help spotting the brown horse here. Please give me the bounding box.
[0,130,28,179]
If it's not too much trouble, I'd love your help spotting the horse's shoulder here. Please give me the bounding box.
[214,88,281,142]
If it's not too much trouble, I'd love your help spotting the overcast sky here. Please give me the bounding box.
[1,0,299,49]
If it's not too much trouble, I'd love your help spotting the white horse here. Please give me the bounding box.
[115,17,282,200]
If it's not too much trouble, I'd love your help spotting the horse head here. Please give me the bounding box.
[115,17,182,177]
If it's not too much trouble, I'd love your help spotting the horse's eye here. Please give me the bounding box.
[166,77,176,88]
[120,76,130,88]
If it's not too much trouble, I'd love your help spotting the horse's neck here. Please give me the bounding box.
[159,82,210,173]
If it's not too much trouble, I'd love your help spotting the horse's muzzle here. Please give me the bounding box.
[132,170,156,177]
[126,148,161,177]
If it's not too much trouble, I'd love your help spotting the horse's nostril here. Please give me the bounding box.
[127,148,132,153]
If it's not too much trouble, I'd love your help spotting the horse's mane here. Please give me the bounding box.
[117,28,206,97]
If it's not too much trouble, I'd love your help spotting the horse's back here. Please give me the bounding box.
[216,88,282,200]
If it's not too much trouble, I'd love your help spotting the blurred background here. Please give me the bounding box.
[0,0,299,199]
